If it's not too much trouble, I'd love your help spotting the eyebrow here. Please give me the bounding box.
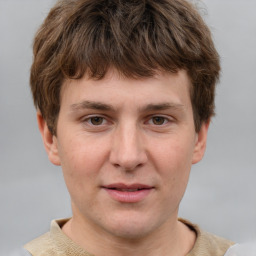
[70,100,185,112]
[70,100,115,112]
[141,103,185,112]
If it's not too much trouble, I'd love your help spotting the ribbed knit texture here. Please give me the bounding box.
[24,218,234,256]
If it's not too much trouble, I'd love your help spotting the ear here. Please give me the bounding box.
[37,112,61,166]
[192,120,210,164]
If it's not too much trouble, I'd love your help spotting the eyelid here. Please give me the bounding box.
[145,115,174,125]
[81,114,110,126]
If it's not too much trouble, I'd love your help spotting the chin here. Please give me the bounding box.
[108,225,151,240]
[103,213,161,240]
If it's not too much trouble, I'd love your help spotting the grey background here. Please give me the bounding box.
[0,0,256,254]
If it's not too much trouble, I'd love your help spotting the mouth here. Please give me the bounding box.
[101,183,154,203]
[110,188,145,192]
[103,183,153,191]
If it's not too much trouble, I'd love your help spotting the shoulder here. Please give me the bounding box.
[24,232,54,256]
[224,242,256,256]
[23,219,67,255]
[23,218,92,256]
[192,229,235,255]
[179,218,235,256]
[7,248,32,256]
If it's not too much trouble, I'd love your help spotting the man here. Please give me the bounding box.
[23,0,235,255]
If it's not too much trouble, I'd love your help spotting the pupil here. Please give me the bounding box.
[91,117,103,125]
[153,117,164,125]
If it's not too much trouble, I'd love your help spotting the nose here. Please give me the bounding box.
[109,123,148,171]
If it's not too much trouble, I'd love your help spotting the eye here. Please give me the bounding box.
[146,116,171,126]
[151,116,167,125]
[80,115,112,131]
[86,116,106,126]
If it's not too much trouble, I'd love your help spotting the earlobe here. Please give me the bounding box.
[37,112,61,166]
[192,120,210,164]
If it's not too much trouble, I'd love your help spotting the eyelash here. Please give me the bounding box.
[82,115,172,127]
[82,115,108,126]
[146,116,171,126]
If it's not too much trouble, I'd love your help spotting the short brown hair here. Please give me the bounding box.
[30,0,220,134]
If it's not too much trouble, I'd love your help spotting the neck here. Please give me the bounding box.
[62,215,196,256]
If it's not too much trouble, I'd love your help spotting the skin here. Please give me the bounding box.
[38,69,209,256]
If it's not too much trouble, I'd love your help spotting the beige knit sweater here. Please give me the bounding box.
[24,218,234,256]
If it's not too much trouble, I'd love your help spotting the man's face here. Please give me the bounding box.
[41,69,208,239]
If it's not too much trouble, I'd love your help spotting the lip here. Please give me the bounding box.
[102,183,154,203]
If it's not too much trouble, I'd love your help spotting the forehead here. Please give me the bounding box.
[60,69,192,110]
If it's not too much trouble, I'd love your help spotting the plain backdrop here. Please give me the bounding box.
[0,0,256,254]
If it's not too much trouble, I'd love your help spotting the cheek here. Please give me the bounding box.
[160,149,191,192]
[151,137,194,196]
[57,136,109,192]
[152,136,194,174]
